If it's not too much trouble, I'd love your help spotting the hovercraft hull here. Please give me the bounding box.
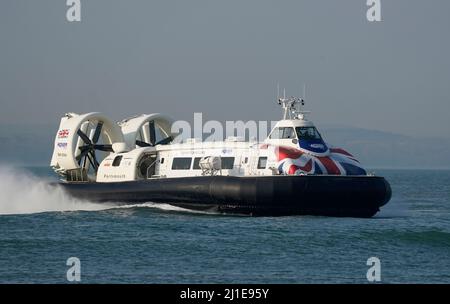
[58,175,391,217]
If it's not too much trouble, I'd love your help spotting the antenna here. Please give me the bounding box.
[277,82,280,99]
[302,83,306,106]
[275,84,311,120]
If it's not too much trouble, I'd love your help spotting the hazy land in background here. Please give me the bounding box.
[2,122,449,169]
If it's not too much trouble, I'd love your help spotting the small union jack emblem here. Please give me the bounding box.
[58,129,70,138]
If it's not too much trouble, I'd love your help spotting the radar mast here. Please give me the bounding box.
[276,84,310,120]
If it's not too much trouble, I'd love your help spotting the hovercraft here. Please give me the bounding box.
[50,93,391,217]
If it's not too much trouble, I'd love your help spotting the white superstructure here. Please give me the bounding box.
[51,93,367,183]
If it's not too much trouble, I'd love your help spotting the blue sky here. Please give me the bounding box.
[1,0,449,138]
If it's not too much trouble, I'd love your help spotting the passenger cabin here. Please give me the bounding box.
[96,139,278,182]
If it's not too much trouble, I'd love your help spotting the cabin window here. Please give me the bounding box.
[171,157,192,170]
[257,157,267,169]
[269,128,281,139]
[282,127,295,139]
[295,127,322,140]
[192,157,201,169]
[270,127,296,139]
[160,158,164,164]
[112,155,123,167]
[244,157,248,164]
[221,157,235,169]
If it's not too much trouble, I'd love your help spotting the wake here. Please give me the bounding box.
[114,202,221,215]
[0,166,112,215]
[0,166,219,216]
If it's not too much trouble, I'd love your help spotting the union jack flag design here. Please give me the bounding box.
[272,145,366,176]
[58,129,70,138]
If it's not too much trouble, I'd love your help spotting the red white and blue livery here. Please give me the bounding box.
[50,90,391,217]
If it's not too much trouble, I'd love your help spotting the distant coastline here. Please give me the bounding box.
[2,123,450,169]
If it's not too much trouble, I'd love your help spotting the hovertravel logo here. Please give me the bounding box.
[310,144,325,149]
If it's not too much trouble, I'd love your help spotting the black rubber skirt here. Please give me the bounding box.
[57,175,391,217]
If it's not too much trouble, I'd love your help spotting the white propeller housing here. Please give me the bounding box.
[118,113,176,148]
[50,112,124,175]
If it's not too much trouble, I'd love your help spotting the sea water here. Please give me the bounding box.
[0,166,449,283]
